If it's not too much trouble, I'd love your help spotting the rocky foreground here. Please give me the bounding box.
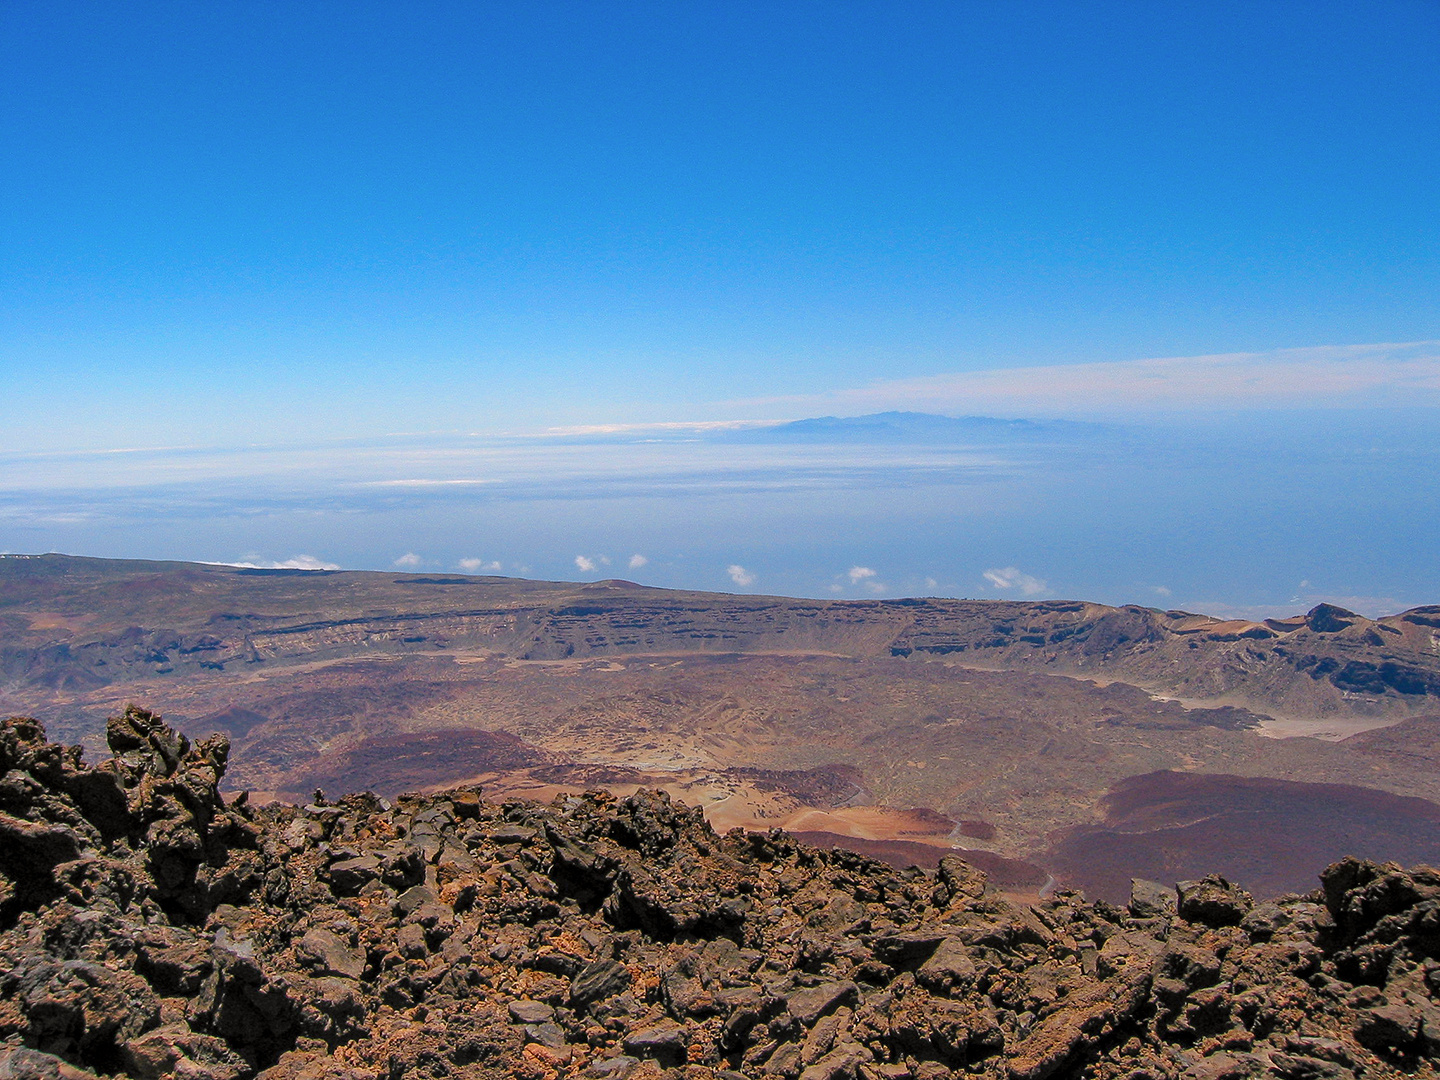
[4,712,1440,1080]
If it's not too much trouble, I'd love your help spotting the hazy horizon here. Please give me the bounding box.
[4,403,1437,621]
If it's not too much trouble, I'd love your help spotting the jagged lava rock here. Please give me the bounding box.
[4,709,1440,1080]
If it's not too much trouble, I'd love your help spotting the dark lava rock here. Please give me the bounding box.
[508,999,555,1024]
[294,927,364,979]
[6,709,1440,1080]
[524,1021,567,1049]
[785,980,858,1025]
[327,854,380,895]
[586,1055,638,1077]
[570,957,632,1008]
[1177,873,1253,926]
[1354,1003,1421,1051]
[621,1021,687,1064]
[1268,1052,1356,1079]
[1129,877,1176,918]
[490,824,537,845]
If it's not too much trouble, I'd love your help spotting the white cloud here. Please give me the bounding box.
[983,566,1048,596]
[628,554,648,569]
[575,555,597,573]
[847,566,877,584]
[394,552,423,569]
[214,554,340,571]
[459,557,502,573]
[924,577,938,590]
[1151,585,1172,597]
[737,341,1440,417]
[276,555,340,571]
[727,564,756,587]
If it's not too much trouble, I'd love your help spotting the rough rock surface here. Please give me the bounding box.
[5,710,1440,1079]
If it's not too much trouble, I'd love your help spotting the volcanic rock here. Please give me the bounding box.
[4,708,1440,1080]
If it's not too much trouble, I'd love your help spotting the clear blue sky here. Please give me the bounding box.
[3,0,1438,449]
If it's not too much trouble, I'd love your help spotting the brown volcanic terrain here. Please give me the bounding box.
[15,707,1440,1080]
[4,553,1440,898]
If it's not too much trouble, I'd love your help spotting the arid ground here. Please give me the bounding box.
[5,553,1440,901]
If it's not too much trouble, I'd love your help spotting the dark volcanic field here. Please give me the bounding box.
[1050,770,1440,903]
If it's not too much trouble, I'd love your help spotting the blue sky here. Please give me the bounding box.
[2,2,1438,613]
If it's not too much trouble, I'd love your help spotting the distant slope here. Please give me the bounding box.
[2,553,1438,722]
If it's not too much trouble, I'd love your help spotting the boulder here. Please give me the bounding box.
[0,1045,101,1079]
[295,927,365,979]
[571,957,632,1008]
[1176,875,1252,927]
[327,854,381,895]
[916,937,976,992]
[938,855,987,901]
[1129,878,1176,918]
[509,999,556,1024]
[786,981,859,1025]
[622,1020,688,1065]
[1354,1003,1421,1052]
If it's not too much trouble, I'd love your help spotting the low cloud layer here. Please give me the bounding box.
[749,341,1440,417]
[215,555,340,571]
[4,375,1435,618]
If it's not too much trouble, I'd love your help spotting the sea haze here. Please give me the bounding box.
[1,409,1436,619]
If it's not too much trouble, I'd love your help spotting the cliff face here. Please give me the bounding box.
[6,710,1440,1080]
[4,556,1440,723]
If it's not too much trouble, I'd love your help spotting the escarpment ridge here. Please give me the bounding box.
[8,709,1440,1080]
[3,554,1438,722]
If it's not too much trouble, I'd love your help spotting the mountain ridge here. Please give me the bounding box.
[3,553,1437,725]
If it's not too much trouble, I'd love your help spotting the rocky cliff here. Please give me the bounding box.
[5,714,1440,1077]
[5,709,1440,1080]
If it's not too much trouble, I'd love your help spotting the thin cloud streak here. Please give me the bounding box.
[736,342,1440,417]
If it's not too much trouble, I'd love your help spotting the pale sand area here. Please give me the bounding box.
[1254,714,1404,740]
